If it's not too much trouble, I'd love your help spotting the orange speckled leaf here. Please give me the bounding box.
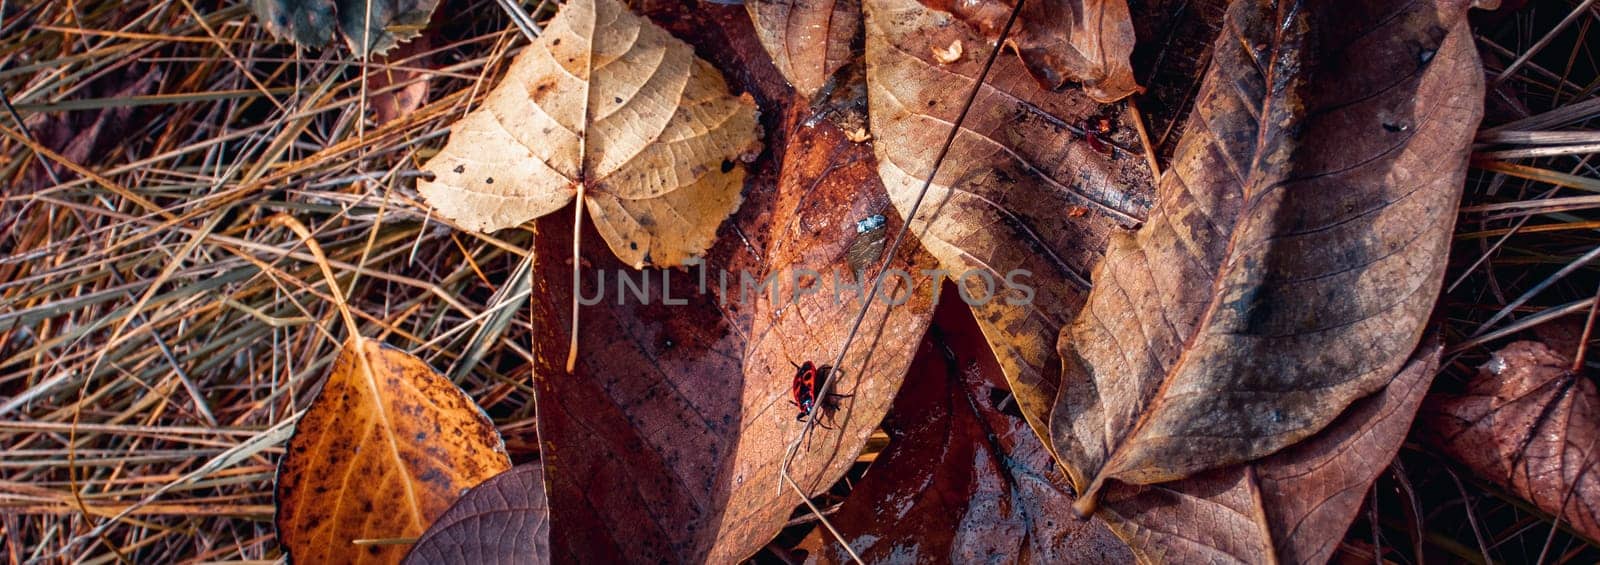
[276,337,510,564]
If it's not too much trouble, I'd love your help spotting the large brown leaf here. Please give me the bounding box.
[747,0,861,98]
[705,109,939,562]
[1051,0,1485,511]
[275,337,511,564]
[864,0,1155,450]
[919,0,1139,102]
[403,464,550,565]
[811,293,1132,563]
[527,6,934,562]
[1422,341,1600,544]
[418,0,761,268]
[1098,338,1441,563]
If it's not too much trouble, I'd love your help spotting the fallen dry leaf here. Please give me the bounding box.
[367,34,433,126]
[865,0,1155,451]
[275,337,511,564]
[254,0,438,55]
[403,464,549,565]
[520,5,938,557]
[704,101,938,563]
[1050,0,1485,512]
[919,0,1139,102]
[418,0,762,268]
[20,66,160,192]
[529,97,936,565]
[1422,341,1600,543]
[747,0,861,98]
[809,294,1131,563]
[1098,338,1441,563]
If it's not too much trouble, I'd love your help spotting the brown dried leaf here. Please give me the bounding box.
[418,0,762,268]
[865,0,1155,451]
[811,295,1132,563]
[1050,0,1485,511]
[1098,339,1441,563]
[522,7,931,561]
[367,34,432,126]
[747,0,861,98]
[706,103,938,563]
[919,0,1139,102]
[402,464,550,565]
[531,102,934,564]
[275,337,511,564]
[1422,341,1600,543]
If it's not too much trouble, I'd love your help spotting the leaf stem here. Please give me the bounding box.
[568,186,585,373]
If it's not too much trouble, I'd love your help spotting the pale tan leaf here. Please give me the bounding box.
[275,337,511,564]
[1050,0,1485,512]
[418,0,762,268]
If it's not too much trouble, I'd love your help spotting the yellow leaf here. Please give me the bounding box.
[275,337,511,564]
[419,0,762,268]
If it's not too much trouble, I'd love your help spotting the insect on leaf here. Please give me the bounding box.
[418,0,762,269]
[275,337,510,564]
[1050,0,1486,513]
[811,295,1132,563]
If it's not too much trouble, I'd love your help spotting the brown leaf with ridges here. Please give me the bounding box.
[865,0,1155,454]
[706,101,938,563]
[275,337,511,564]
[402,464,549,565]
[1050,0,1485,512]
[1422,341,1600,544]
[523,6,934,562]
[1099,338,1442,563]
[919,0,1140,102]
[747,0,861,98]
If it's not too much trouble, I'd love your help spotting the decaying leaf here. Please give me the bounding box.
[1422,341,1600,543]
[253,0,438,55]
[1050,0,1485,512]
[865,0,1154,452]
[368,34,433,126]
[418,0,762,268]
[403,464,550,565]
[811,294,1132,563]
[704,101,938,563]
[1098,338,1441,563]
[20,66,160,192]
[276,337,511,564]
[516,7,918,562]
[747,0,862,98]
[919,0,1139,102]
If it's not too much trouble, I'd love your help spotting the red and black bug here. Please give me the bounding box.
[789,361,851,429]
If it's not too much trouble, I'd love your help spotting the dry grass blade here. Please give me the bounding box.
[1,3,541,561]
